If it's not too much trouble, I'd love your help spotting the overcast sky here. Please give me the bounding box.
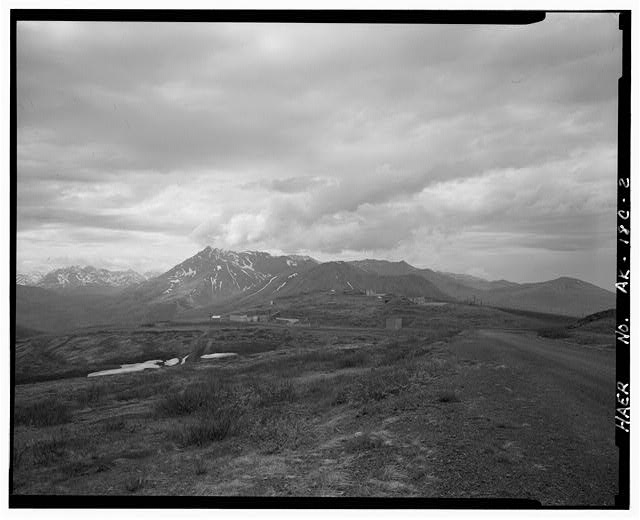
[16,14,621,288]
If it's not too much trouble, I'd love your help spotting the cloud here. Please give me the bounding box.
[16,14,621,288]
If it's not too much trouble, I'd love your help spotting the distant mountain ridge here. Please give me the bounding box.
[34,266,146,291]
[15,247,615,333]
[15,271,46,286]
[18,266,166,290]
[348,259,613,317]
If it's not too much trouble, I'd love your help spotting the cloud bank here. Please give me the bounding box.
[17,15,621,288]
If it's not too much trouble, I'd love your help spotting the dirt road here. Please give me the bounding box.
[476,329,615,409]
[437,328,618,505]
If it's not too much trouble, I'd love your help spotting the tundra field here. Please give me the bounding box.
[12,297,617,504]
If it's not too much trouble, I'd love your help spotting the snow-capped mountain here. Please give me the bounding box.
[143,270,163,280]
[36,266,146,291]
[135,247,318,307]
[16,272,45,286]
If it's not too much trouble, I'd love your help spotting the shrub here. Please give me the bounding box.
[335,349,369,369]
[124,475,147,492]
[76,383,107,408]
[538,327,570,339]
[102,418,126,432]
[158,378,231,416]
[14,397,72,427]
[194,458,208,475]
[299,376,336,400]
[255,379,297,407]
[375,340,427,367]
[250,412,311,454]
[30,434,67,466]
[348,367,412,403]
[173,406,242,447]
[115,380,167,402]
[344,432,385,453]
[298,349,338,367]
[436,390,460,403]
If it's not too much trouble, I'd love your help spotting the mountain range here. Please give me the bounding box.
[17,265,149,292]
[15,246,615,334]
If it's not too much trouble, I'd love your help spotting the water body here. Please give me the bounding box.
[201,353,238,360]
[88,360,164,378]
[87,352,238,377]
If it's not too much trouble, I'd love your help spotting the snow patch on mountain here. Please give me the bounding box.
[16,272,46,286]
[36,266,146,290]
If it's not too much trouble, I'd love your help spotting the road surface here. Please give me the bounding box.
[435,328,618,505]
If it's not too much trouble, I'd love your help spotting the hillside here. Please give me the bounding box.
[349,259,417,277]
[348,260,515,302]
[350,259,614,317]
[279,261,450,300]
[15,285,116,333]
[570,308,615,334]
[476,277,615,318]
[436,272,519,291]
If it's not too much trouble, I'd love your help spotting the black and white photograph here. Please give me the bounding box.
[8,8,633,508]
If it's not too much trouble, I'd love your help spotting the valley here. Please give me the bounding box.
[11,293,617,504]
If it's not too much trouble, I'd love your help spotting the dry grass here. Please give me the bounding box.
[14,397,72,427]
[12,323,469,496]
[172,407,243,447]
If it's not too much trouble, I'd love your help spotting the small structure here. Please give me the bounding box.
[210,315,222,321]
[386,317,402,330]
[245,311,270,323]
[275,317,300,326]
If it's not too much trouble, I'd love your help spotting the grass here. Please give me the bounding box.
[26,434,68,466]
[157,377,247,447]
[14,397,72,427]
[12,304,617,500]
[12,322,478,494]
[172,407,242,447]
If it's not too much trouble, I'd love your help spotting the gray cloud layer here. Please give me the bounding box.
[17,15,620,288]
